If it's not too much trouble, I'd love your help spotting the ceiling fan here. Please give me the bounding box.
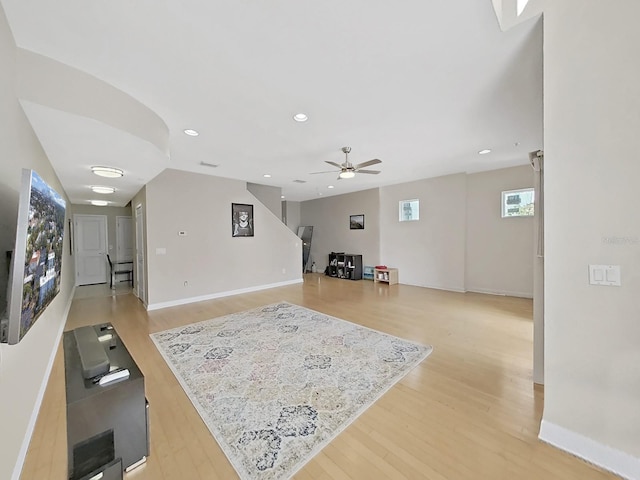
[310,147,382,179]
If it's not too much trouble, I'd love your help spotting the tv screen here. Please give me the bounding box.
[1,169,66,344]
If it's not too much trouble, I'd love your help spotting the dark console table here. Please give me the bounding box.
[63,323,149,480]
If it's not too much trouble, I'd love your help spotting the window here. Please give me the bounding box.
[399,199,419,222]
[501,188,534,217]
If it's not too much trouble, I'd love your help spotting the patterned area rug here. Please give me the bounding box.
[150,302,432,480]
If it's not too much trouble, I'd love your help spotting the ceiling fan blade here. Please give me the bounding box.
[355,159,382,169]
[356,169,381,174]
[310,170,338,175]
[325,161,343,168]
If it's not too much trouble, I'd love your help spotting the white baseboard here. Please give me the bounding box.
[539,420,640,480]
[402,282,466,293]
[12,285,76,480]
[429,284,466,293]
[465,287,533,298]
[146,278,303,311]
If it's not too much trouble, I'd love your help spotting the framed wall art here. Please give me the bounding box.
[350,214,365,230]
[232,203,254,237]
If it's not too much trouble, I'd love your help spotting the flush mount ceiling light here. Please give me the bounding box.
[183,129,199,136]
[91,186,115,194]
[338,170,355,179]
[281,195,285,199]
[91,166,123,178]
[293,113,308,122]
[263,174,271,178]
[478,149,492,155]
[328,185,335,189]
[90,200,109,206]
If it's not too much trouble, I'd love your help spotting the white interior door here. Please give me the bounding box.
[135,205,146,301]
[74,214,108,286]
[116,216,133,262]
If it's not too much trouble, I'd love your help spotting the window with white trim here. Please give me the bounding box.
[399,199,419,222]
[501,188,534,217]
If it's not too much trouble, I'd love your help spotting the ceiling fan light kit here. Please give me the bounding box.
[310,147,382,179]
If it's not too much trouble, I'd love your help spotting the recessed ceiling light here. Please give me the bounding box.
[184,129,199,136]
[263,174,271,178]
[339,171,355,179]
[328,185,334,189]
[478,149,492,155]
[281,195,285,199]
[91,186,115,194]
[90,200,109,206]
[293,113,308,122]
[91,166,123,178]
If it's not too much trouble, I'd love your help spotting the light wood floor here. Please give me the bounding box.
[20,275,617,480]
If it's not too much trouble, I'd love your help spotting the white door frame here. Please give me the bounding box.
[134,204,146,303]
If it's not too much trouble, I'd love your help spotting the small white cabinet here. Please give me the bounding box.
[374,267,398,285]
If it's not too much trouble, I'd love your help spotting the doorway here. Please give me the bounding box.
[116,216,133,262]
[74,214,108,286]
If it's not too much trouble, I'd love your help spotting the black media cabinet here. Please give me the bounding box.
[327,253,363,280]
[64,323,149,480]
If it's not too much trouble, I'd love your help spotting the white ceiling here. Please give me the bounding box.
[1,0,542,205]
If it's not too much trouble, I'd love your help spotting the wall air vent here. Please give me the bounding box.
[293,179,307,183]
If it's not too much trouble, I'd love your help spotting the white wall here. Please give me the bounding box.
[247,182,282,218]
[380,174,467,291]
[540,1,640,476]
[145,169,301,308]
[0,5,75,479]
[466,165,534,297]
[283,200,301,234]
[301,169,534,297]
[300,189,380,271]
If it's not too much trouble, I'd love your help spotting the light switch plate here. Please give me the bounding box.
[589,264,621,286]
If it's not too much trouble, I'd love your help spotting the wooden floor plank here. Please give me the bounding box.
[19,275,617,479]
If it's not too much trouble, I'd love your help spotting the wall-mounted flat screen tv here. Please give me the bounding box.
[1,169,66,344]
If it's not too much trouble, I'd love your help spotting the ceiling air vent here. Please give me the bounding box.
[293,179,307,183]
[200,161,219,168]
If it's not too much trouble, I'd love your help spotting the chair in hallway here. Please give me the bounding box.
[106,254,133,289]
